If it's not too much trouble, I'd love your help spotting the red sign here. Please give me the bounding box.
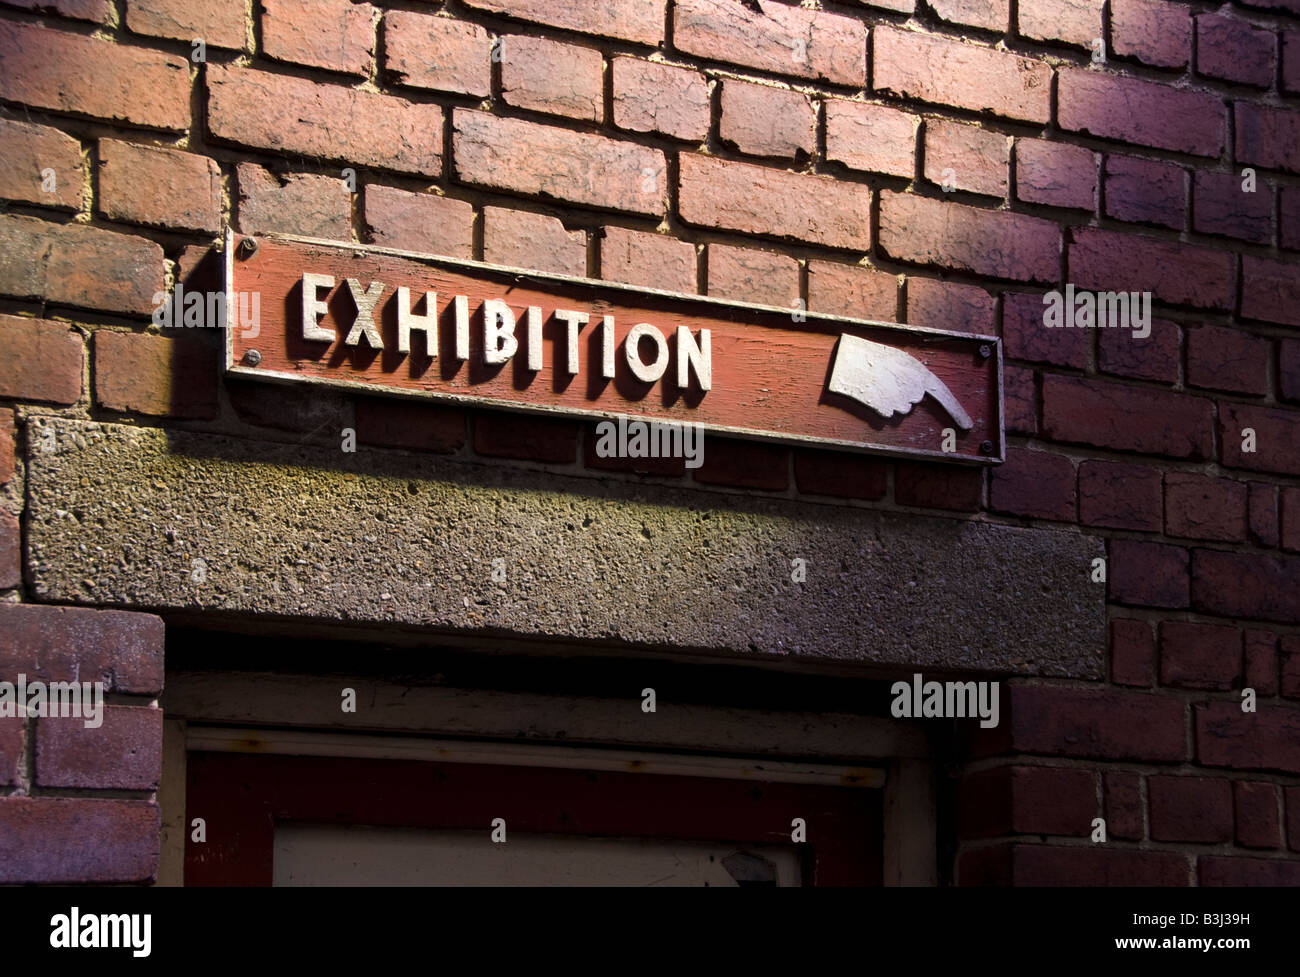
[224,232,1003,464]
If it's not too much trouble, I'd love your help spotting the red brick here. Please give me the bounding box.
[236,163,351,241]
[384,10,491,98]
[466,0,662,45]
[1104,771,1144,840]
[0,409,13,485]
[1059,68,1225,157]
[0,510,17,590]
[1078,460,1161,532]
[1197,14,1276,88]
[0,604,164,695]
[1286,488,1300,553]
[924,119,1008,198]
[1283,339,1300,402]
[364,186,473,259]
[228,383,348,436]
[1245,629,1278,695]
[674,0,865,86]
[720,79,815,160]
[601,227,696,294]
[1003,365,1037,436]
[1003,685,1187,762]
[1291,785,1300,852]
[958,765,1095,839]
[1241,255,1300,327]
[1286,31,1300,94]
[0,715,20,785]
[929,0,1007,31]
[1158,621,1242,690]
[806,261,898,321]
[1111,618,1155,687]
[2,0,109,21]
[1015,139,1096,211]
[905,278,995,335]
[1235,103,1300,175]
[36,705,162,790]
[1197,701,1300,773]
[0,314,84,405]
[1104,155,1185,229]
[792,450,886,501]
[1220,403,1300,477]
[583,425,686,477]
[0,797,159,883]
[1071,228,1233,310]
[1186,325,1269,396]
[873,27,1051,124]
[1285,636,1300,697]
[693,437,789,492]
[1283,187,1300,250]
[94,330,219,420]
[475,414,577,464]
[1201,856,1300,886]
[354,399,465,453]
[825,100,917,179]
[680,153,869,251]
[0,22,190,131]
[879,192,1058,283]
[1165,473,1248,543]
[98,139,221,233]
[1019,0,1103,48]
[1192,549,1300,624]
[455,109,664,217]
[707,244,799,310]
[1098,316,1180,384]
[263,0,376,76]
[501,35,603,122]
[127,0,246,49]
[611,57,709,142]
[1002,293,1087,369]
[1192,170,1273,244]
[483,206,586,278]
[0,118,84,210]
[1043,375,1213,460]
[1108,539,1189,609]
[1149,775,1232,843]
[209,64,441,175]
[1235,781,1281,848]
[962,844,1190,886]
[894,462,982,512]
[990,448,1075,521]
[1111,0,1191,69]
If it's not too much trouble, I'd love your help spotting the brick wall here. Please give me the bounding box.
[0,0,1297,884]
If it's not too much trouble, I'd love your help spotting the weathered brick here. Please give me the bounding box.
[0,604,164,695]
[1003,365,1037,435]
[1002,292,1088,369]
[1186,325,1269,396]
[1241,255,1300,327]
[2,0,109,22]
[1043,374,1213,460]
[584,424,686,477]
[1104,155,1185,230]
[1245,629,1279,695]
[674,0,865,85]
[1003,684,1187,762]
[1235,781,1281,848]
[1165,472,1249,543]
[0,314,84,405]
[0,797,159,883]
[958,765,1095,839]
[0,715,20,785]
[894,462,982,511]
[1286,488,1300,553]
[1192,170,1273,244]
[1197,701,1300,773]
[924,119,1008,197]
[1078,460,1162,532]
[0,118,84,210]
[1159,620,1242,690]
[127,0,246,49]
[364,186,473,259]
[1197,14,1276,88]
[1220,403,1300,476]
[1019,0,1103,49]
[1201,856,1300,886]
[906,278,995,335]
[961,844,1189,886]
[209,64,442,175]
[354,399,466,453]
[455,109,664,216]
[1108,539,1189,609]
[1283,187,1300,250]
[929,0,1007,32]
[1059,68,1225,157]
[94,330,220,420]
[98,139,221,233]
[465,0,663,45]
[825,100,918,179]
[692,437,789,491]
[720,79,816,159]
[1235,103,1300,175]
[1015,139,1096,211]
[263,0,376,76]
[611,57,709,142]
[990,448,1075,521]
[228,382,348,436]
[879,192,1058,283]
[236,163,351,241]
[806,261,898,321]
[707,244,799,309]
[1098,316,1180,385]
[1283,339,1300,402]
[1068,228,1234,310]
[1250,483,1279,547]
[0,510,17,590]
[873,27,1051,124]
[680,153,869,250]
[384,10,491,98]
[0,409,13,485]
[1111,0,1191,69]
[36,705,162,790]
[1285,635,1300,695]
[1192,549,1300,624]
[1149,776,1232,842]
[601,227,696,294]
[793,449,887,500]
[1104,772,1144,840]
[1286,31,1300,95]
[483,206,587,278]
[475,414,577,464]
[501,35,603,122]
[1111,618,1155,687]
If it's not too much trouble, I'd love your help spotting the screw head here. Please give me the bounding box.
[244,349,262,366]
[978,344,992,359]
[980,440,994,455]
[237,236,258,259]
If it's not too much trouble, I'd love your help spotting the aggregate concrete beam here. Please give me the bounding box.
[23,417,1105,677]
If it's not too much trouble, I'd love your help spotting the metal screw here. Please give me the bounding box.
[980,440,994,455]
[244,349,262,366]
[237,236,259,259]
[978,344,992,359]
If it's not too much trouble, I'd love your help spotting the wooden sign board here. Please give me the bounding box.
[224,231,1003,464]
